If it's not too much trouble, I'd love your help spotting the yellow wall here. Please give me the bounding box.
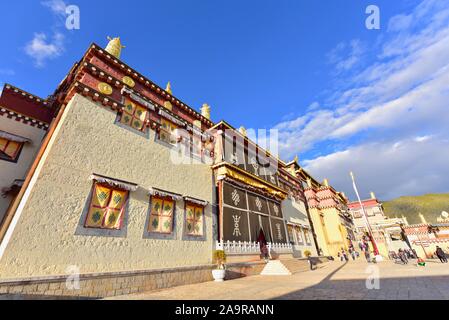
[0,94,214,279]
[308,207,330,256]
[320,208,349,256]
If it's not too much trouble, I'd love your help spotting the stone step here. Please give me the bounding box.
[279,259,311,274]
[260,260,292,276]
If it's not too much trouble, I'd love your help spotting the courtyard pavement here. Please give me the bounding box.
[108,259,449,300]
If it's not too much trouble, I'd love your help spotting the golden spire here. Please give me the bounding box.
[294,155,299,163]
[418,212,427,224]
[306,178,312,188]
[323,178,329,187]
[105,36,125,59]
[165,82,172,95]
[201,103,211,120]
[239,126,247,137]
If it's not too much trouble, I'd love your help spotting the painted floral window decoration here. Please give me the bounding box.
[185,203,204,236]
[85,183,128,230]
[120,99,148,131]
[160,118,178,145]
[149,196,175,234]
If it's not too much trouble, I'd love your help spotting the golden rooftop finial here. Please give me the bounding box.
[105,36,125,59]
[201,103,211,120]
[294,155,299,163]
[418,212,427,224]
[307,178,312,188]
[165,82,172,95]
[239,126,247,137]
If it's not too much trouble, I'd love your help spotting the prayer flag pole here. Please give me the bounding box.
[350,171,380,257]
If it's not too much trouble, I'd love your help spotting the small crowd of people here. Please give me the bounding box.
[389,248,417,264]
[330,240,449,266]
[388,246,448,265]
[337,241,374,263]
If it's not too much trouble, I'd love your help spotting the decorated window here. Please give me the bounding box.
[185,203,204,236]
[159,118,178,145]
[287,225,296,244]
[85,183,128,230]
[295,227,304,243]
[304,229,311,243]
[148,197,175,234]
[191,134,202,158]
[0,138,23,162]
[120,99,148,131]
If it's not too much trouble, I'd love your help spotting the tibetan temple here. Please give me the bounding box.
[0,38,356,298]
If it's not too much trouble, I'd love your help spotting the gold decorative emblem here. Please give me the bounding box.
[122,76,135,88]
[98,82,113,95]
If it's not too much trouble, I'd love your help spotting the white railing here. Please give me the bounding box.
[216,240,260,254]
[216,240,292,255]
[268,242,293,254]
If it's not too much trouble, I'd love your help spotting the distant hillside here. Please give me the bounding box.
[383,193,449,225]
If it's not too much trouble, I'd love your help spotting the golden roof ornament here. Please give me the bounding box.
[105,36,125,59]
[201,103,211,120]
[294,155,299,163]
[165,82,172,95]
[306,178,312,188]
[239,126,247,137]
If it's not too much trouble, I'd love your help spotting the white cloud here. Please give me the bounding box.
[327,39,366,73]
[22,1,69,67]
[25,32,65,67]
[388,14,413,32]
[307,101,320,111]
[274,0,449,199]
[414,135,432,142]
[303,137,449,200]
[41,0,67,17]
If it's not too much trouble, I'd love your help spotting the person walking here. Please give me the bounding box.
[364,248,371,263]
[342,249,349,262]
[349,247,356,260]
[435,246,448,263]
[398,249,408,265]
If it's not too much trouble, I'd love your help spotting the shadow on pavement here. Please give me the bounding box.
[273,261,449,300]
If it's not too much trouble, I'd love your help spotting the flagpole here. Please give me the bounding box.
[350,172,379,256]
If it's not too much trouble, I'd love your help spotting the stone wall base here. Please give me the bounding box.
[0,262,266,299]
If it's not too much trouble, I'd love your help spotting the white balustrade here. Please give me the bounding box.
[215,240,292,255]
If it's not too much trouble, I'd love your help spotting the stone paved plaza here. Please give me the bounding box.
[108,259,449,300]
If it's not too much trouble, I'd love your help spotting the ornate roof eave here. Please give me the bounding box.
[0,84,54,126]
[213,162,287,200]
[212,120,287,167]
[278,167,303,185]
[220,176,282,202]
[84,43,214,127]
[2,84,49,106]
[78,61,214,137]
[0,107,50,130]
[296,168,321,188]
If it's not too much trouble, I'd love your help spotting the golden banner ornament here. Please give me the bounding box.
[98,82,113,95]
[122,76,135,88]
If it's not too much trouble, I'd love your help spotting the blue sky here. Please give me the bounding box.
[1,0,448,201]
